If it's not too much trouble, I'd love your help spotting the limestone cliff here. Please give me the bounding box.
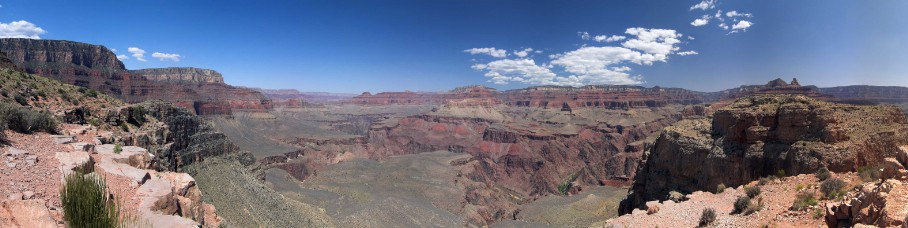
[621,94,908,213]
[130,67,225,84]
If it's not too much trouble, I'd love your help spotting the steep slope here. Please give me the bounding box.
[0,38,271,115]
[621,94,908,212]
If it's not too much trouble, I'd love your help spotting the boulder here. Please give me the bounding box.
[0,199,56,228]
[70,142,96,153]
[50,135,74,144]
[882,158,905,180]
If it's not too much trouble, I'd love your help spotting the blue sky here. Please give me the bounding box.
[1,0,906,93]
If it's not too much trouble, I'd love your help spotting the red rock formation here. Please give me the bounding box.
[0,38,271,115]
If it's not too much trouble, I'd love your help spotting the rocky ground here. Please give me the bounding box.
[1,123,224,227]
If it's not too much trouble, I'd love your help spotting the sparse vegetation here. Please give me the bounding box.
[0,103,58,134]
[791,191,818,211]
[557,171,578,195]
[795,183,805,191]
[698,208,716,227]
[815,167,831,181]
[14,94,27,105]
[758,176,774,185]
[128,106,147,126]
[820,178,847,199]
[60,163,120,228]
[857,165,882,182]
[776,169,786,179]
[813,208,824,219]
[745,186,761,198]
[113,143,122,154]
[716,183,726,193]
[733,196,751,214]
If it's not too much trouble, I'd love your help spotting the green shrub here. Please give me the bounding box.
[776,169,786,179]
[86,89,99,98]
[857,165,882,182]
[745,186,761,198]
[816,167,831,181]
[813,208,824,219]
[113,143,122,154]
[128,106,146,126]
[0,103,58,134]
[60,166,120,228]
[698,208,716,227]
[14,94,27,105]
[820,178,847,199]
[791,191,818,211]
[716,183,726,194]
[758,176,774,186]
[733,196,751,214]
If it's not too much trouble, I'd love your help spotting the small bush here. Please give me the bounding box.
[698,208,716,227]
[858,165,882,182]
[795,183,805,191]
[86,89,99,98]
[667,191,684,202]
[744,198,763,215]
[113,143,122,154]
[820,178,847,199]
[813,208,825,219]
[0,103,58,134]
[758,176,774,186]
[716,183,726,194]
[733,196,751,214]
[791,191,818,211]
[14,94,27,105]
[60,165,120,227]
[776,169,786,179]
[745,186,762,198]
[816,167,831,181]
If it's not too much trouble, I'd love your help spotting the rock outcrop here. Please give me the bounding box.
[826,179,908,227]
[129,67,224,84]
[622,94,908,213]
[0,38,271,115]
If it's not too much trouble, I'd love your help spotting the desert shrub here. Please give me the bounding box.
[758,176,774,186]
[820,178,847,199]
[858,165,882,182]
[745,186,762,198]
[698,208,716,227]
[60,165,120,228]
[128,106,146,126]
[816,167,831,181]
[113,143,122,154]
[733,196,751,214]
[74,157,95,174]
[86,89,99,98]
[0,103,58,134]
[667,191,684,202]
[716,183,726,193]
[795,183,805,191]
[14,94,27,105]
[813,208,825,219]
[77,87,87,94]
[776,169,786,179]
[791,191,818,211]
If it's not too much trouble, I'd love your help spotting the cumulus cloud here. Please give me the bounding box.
[127,47,146,62]
[513,48,534,58]
[728,20,753,34]
[718,23,730,30]
[116,54,128,60]
[469,28,688,86]
[464,47,508,58]
[152,52,181,61]
[691,15,711,27]
[689,0,716,11]
[677,50,699,56]
[0,20,46,39]
[579,31,591,40]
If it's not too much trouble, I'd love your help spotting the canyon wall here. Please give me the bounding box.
[0,38,271,115]
[621,94,908,213]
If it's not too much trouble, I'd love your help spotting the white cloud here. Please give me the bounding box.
[110,48,117,52]
[579,32,591,40]
[116,54,128,60]
[127,47,146,62]
[719,23,729,30]
[0,20,46,39]
[715,10,724,22]
[513,48,534,58]
[677,50,699,56]
[464,47,508,58]
[726,11,752,18]
[593,35,626,42]
[691,15,711,27]
[690,0,716,11]
[469,28,686,86]
[152,52,181,61]
[687,36,696,40]
[731,20,753,33]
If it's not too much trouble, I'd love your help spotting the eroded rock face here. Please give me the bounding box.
[622,95,908,213]
[826,179,908,227]
[0,38,271,115]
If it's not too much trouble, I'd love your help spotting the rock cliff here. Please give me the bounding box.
[0,38,271,115]
[130,67,225,84]
[621,94,908,213]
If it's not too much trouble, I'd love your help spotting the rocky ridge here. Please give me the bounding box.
[129,67,224,84]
